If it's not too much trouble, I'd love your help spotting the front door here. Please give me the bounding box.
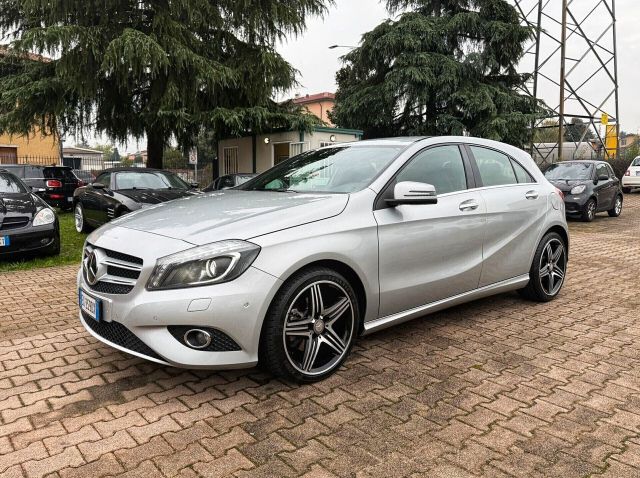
[375,145,486,318]
[594,163,616,211]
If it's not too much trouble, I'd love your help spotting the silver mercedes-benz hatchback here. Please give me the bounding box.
[78,137,568,382]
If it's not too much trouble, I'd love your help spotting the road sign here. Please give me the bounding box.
[188,149,198,165]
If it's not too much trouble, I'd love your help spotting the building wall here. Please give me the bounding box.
[0,130,60,163]
[300,100,335,125]
[218,129,362,176]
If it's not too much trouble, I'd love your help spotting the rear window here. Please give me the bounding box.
[24,166,45,179]
[44,167,76,181]
[0,172,28,193]
[1,165,25,178]
[632,157,640,167]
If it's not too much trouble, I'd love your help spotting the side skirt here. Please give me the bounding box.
[362,274,530,335]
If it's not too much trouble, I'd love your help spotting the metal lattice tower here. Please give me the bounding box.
[512,0,619,166]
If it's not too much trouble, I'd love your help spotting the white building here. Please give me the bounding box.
[217,126,363,176]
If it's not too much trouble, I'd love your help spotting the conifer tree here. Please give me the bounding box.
[330,0,542,147]
[0,0,328,167]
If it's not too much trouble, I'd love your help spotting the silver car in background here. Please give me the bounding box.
[78,137,569,382]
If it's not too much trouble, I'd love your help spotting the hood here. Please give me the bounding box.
[0,193,38,217]
[116,188,198,204]
[111,190,349,244]
[549,179,589,193]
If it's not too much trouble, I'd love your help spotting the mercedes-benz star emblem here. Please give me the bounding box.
[84,249,107,286]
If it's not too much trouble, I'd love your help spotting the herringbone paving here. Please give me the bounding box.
[1,195,640,477]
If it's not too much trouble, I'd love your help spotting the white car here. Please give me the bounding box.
[623,156,640,193]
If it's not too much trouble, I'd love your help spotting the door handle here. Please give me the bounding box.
[459,199,479,211]
[525,190,539,200]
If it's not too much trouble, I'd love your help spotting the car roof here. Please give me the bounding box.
[554,160,604,165]
[343,137,429,147]
[0,164,70,169]
[102,167,168,173]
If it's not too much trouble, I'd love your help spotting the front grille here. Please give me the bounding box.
[82,312,163,361]
[167,326,242,352]
[83,243,143,295]
[0,216,29,230]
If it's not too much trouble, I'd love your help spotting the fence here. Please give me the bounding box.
[0,154,216,188]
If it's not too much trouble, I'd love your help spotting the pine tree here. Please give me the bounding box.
[330,0,543,147]
[0,0,328,168]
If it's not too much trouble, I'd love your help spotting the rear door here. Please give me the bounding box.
[375,144,486,317]
[467,145,545,287]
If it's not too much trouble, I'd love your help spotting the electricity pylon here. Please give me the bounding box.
[513,0,620,166]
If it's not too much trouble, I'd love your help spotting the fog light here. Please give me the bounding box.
[183,329,212,349]
[41,238,49,244]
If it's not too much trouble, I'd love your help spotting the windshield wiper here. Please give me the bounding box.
[253,188,298,193]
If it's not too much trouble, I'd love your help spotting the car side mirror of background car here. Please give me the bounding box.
[597,174,609,182]
[386,181,438,206]
[190,182,199,189]
[91,182,105,189]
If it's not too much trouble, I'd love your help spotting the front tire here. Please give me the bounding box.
[608,195,623,217]
[581,198,596,222]
[519,232,567,302]
[259,267,359,383]
[74,202,90,233]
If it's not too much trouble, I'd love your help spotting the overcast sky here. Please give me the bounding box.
[279,0,640,135]
[80,0,640,151]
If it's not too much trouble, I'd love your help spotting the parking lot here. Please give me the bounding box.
[1,195,639,478]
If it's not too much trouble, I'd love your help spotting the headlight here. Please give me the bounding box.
[570,185,586,195]
[32,208,56,226]
[146,240,260,290]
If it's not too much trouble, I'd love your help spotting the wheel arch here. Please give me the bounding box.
[545,225,569,258]
[271,259,368,335]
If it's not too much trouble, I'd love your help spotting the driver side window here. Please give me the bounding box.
[395,145,468,195]
[596,164,608,180]
[96,172,111,188]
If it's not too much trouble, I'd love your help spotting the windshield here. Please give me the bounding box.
[0,172,28,194]
[114,171,190,190]
[242,146,402,193]
[632,157,640,167]
[544,163,593,181]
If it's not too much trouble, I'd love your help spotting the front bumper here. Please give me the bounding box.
[77,264,282,369]
[562,195,588,215]
[0,224,58,256]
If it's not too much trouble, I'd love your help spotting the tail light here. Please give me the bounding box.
[555,187,564,200]
[49,194,64,199]
[625,170,631,176]
[45,179,62,188]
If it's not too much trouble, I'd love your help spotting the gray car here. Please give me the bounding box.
[77,137,569,382]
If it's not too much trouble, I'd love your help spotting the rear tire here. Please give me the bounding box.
[74,202,91,233]
[259,267,359,383]
[581,198,596,222]
[608,195,623,217]
[518,232,567,302]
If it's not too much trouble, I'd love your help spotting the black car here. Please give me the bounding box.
[544,160,623,222]
[204,173,256,192]
[0,169,60,257]
[72,169,96,186]
[73,168,201,232]
[0,164,81,210]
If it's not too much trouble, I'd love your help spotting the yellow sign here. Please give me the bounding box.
[605,125,617,159]
[601,113,608,126]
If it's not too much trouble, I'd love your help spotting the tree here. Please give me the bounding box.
[533,119,560,143]
[564,118,594,143]
[330,0,543,147]
[0,1,327,168]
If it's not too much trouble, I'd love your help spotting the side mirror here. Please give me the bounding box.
[190,182,199,189]
[91,182,105,189]
[597,174,609,181]
[386,181,438,206]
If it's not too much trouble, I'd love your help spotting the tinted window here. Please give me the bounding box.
[596,164,609,179]
[24,166,43,179]
[243,146,402,193]
[511,160,535,183]
[396,145,467,195]
[2,166,25,178]
[44,168,75,181]
[0,172,28,193]
[96,172,111,188]
[471,147,517,187]
[114,171,190,190]
[544,162,593,180]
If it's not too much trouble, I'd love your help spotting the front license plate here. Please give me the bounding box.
[67,196,73,202]
[79,289,101,322]
[0,236,9,247]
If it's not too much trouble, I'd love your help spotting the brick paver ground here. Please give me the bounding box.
[2,194,640,477]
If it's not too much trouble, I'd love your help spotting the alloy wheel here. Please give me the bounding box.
[74,204,84,232]
[587,201,596,221]
[538,238,566,296]
[615,197,622,215]
[282,280,355,376]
